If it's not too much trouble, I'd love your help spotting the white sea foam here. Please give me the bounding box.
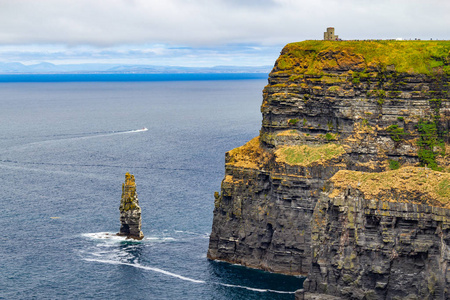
[81,232,122,240]
[145,236,175,242]
[82,232,125,240]
[81,232,175,243]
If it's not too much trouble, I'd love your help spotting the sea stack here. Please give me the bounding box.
[117,172,144,240]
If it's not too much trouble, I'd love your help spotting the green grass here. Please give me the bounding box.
[330,167,450,207]
[327,86,340,92]
[325,132,336,141]
[389,159,400,170]
[274,40,450,75]
[288,118,300,125]
[386,124,406,142]
[438,179,450,198]
[416,120,445,170]
[276,143,345,166]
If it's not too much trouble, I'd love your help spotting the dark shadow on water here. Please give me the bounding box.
[207,260,305,299]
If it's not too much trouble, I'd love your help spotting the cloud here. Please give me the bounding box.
[0,43,282,66]
[0,0,449,66]
[1,0,449,47]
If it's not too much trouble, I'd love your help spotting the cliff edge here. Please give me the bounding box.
[207,40,450,298]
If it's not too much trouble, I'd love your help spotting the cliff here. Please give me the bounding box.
[117,172,144,240]
[207,40,450,297]
[300,167,450,299]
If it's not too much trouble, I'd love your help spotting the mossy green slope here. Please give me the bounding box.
[275,40,450,75]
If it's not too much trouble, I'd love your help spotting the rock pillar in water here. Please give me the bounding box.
[117,172,144,240]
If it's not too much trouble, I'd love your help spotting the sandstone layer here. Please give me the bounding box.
[207,40,450,297]
[117,172,144,240]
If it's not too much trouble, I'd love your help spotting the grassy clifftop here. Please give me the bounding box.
[329,166,450,208]
[274,40,450,75]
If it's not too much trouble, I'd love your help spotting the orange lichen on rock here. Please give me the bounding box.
[226,136,270,169]
[223,175,244,184]
[329,166,450,208]
[121,172,136,208]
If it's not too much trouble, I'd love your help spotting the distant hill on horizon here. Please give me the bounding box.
[0,62,273,74]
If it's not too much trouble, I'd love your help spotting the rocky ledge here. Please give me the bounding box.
[117,172,144,240]
[208,40,450,298]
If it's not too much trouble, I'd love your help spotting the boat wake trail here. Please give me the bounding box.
[4,128,148,153]
[41,127,149,142]
[83,258,206,283]
[82,258,294,294]
[129,127,148,133]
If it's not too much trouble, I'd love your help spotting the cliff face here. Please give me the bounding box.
[302,168,450,299]
[207,40,450,289]
[208,136,345,274]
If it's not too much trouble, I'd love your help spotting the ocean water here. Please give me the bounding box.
[0,79,304,299]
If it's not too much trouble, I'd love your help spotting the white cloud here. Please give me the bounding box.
[1,0,449,46]
[0,43,282,66]
[0,0,449,65]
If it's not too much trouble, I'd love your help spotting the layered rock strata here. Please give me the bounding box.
[117,172,144,240]
[208,137,346,274]
[300,167,450,299]
[208,40,450,293]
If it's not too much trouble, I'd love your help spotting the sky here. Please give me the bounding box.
[0,0,449,67]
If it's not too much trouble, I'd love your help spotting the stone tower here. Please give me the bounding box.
[324,27,339,40]
[117,172,144,240]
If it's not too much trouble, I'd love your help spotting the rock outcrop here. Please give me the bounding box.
[117,172,144,240]
[301,167,450,299]
[208,40,450,297]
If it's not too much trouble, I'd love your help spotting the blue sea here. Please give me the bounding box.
[0,76,304,299]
